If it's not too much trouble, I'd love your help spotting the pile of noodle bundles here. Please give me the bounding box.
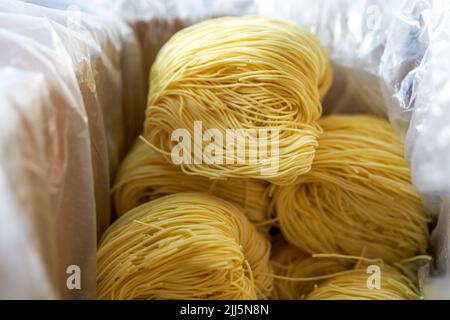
[271,240,351,300]
[305,264,420,300]
[112,138,271,231]
[274,115,430,263]
[97,193,273,300]
[144,16,333,186]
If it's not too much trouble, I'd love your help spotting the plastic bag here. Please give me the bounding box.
[25,0,147,154]
[0,0,146,299]
[0,3,112,240]
[0,67,58,299]
[0,27,96,299]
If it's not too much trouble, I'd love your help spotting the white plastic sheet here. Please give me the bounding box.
[26,0,147,153]
[0,0,112,242]
[0,27,96,299]
[0,68,57,299]
[0,0,145,299]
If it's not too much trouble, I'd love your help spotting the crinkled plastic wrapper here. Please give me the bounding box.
[1,0,449,299]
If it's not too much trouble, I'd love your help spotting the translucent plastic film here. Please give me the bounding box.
[0,27,96,299]
[0,68,57,299]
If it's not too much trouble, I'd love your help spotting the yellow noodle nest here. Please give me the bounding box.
[271,239,351,300]
[144,15,332,185]
[305,264,420,300]
[97,193,273,300]
[112,138,272,231]
[273,114,430,263]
